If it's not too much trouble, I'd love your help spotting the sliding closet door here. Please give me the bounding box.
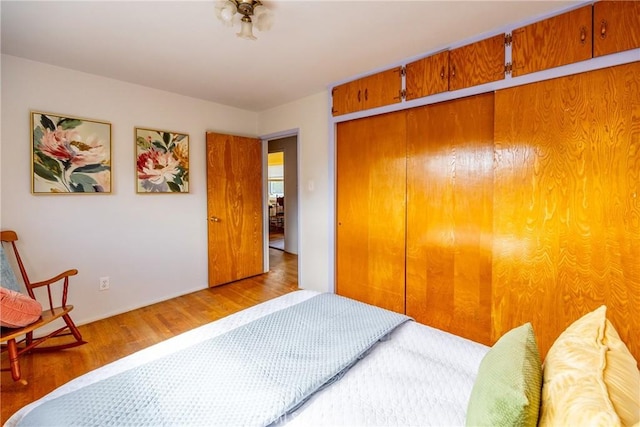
[406,93,495,344]
[493,62,640,359]
[336,111,407,314]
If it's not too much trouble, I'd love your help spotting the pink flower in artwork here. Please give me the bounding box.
[40,128,106,168]
[137,149,180,185]
[70,135,107,167]
[39,128,81,162]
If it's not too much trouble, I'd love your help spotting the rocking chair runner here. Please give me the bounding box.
[1,230,87,383]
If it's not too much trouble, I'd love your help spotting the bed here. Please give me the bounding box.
[5,290,639,427]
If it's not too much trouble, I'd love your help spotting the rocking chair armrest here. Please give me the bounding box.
[30,269,79,289]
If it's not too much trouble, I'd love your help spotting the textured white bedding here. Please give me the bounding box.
[6,290,489,427]
[285,305,489,426]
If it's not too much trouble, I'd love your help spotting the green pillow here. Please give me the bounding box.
[466,322,542,427]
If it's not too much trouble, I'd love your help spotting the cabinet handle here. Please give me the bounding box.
[600,20,607,39]
[451,64,456,78]
[365,88,368,101]
[440,66,445,80]
[580,26,587,44]
[357,89,361,102]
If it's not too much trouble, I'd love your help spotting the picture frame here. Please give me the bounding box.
[31,111,112,194]
[135,127,189,193]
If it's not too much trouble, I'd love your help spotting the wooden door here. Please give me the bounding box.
[405,51,450,100]
[493,62,640,360]
[512,5,592,77]
[406,93,495,344]
[336,110,407,314]
[206,132,263,287]
[593,0,640,57]
[449,34,505,91]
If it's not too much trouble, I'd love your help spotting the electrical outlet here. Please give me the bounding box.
[99,276,110,291]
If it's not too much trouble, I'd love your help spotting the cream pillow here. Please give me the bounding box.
[540,306,640,427]
[603,318,640,426]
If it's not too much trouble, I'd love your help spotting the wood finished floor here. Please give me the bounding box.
[0,249,298,424]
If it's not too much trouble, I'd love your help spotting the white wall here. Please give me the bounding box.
[0,54,260,326]
[258,92,331,293]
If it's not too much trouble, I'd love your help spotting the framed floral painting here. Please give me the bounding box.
[31,111,112,194]
[135,127,189,193]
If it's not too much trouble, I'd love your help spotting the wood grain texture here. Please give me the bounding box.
[593,0,640,57]
[332,67,402,116]
[449,34,505,91]
[406,93,495,344]
[336,110,407,314]
[206,132,263,286]
[512,5,593,77]
[0,249,298,424]
[405,51,450,100]
[493,61,640,361]
[359,67,403,111]
[331,79,361,116]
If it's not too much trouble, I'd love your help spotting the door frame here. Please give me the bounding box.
[260,128,300,276]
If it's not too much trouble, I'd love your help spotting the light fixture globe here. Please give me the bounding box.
[252,4,274,32]
[215,0,271,40]
[214,0,237,26]
[237,16,257,40]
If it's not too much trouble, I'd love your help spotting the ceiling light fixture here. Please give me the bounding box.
[215,0,274,40]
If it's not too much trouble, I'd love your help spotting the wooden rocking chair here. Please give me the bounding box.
[1,230,87,383]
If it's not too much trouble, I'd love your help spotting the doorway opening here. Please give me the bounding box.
[268,151,285,250]
[266,135,298,258]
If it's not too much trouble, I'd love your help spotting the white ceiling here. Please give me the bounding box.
[1,0,578,112]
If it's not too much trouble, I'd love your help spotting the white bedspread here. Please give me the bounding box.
[6,290,489,427]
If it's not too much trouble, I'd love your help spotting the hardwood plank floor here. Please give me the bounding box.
[0,249,298,424]
[269,230,285,251]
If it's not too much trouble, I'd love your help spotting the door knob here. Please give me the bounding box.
[209,216,220,222]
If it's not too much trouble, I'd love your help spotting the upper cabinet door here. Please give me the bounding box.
[331,67,402,116]
[359,67,403,111]
[593,0,640,57]
[512,5,592,77]
[449,34,505,91]
[331,80,361,117]
[405,51,450,101]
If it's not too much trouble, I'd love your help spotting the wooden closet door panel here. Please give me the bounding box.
[406,93,494,344]
[593,0,640,57]
[336,111,407,314]
[493,62,640,361]
[512,5,592,77]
